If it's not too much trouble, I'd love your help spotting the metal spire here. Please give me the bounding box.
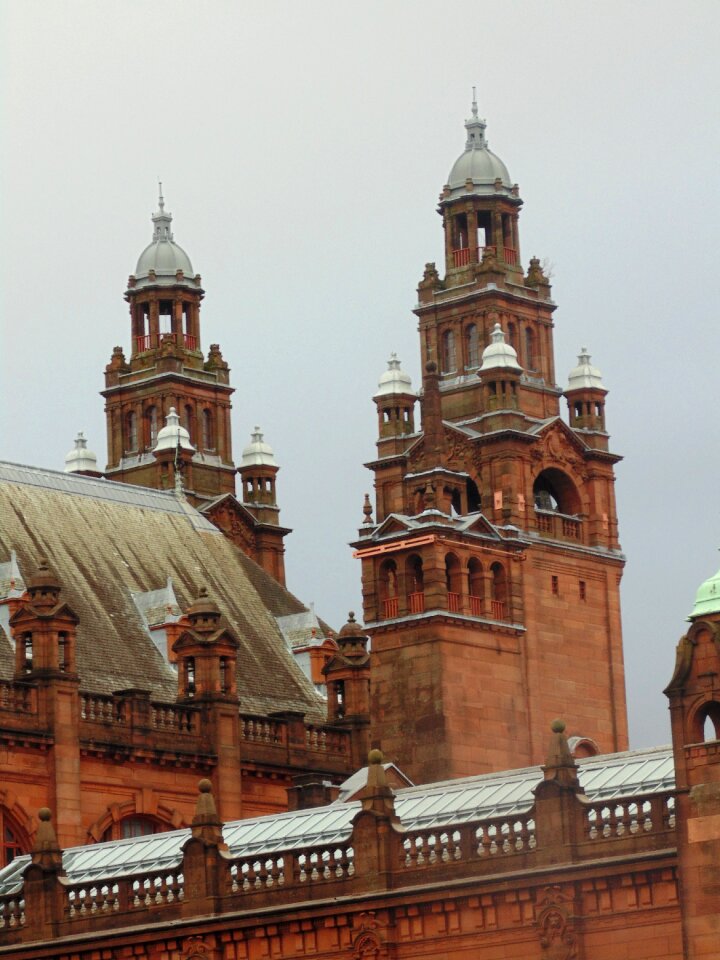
[158,180,165,213]
[471,86,478,118]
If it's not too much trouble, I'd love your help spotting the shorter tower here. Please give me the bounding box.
[102,189,236,504]
[665,562,720,959]
[64,434,101,477]
[564,348,608,445]
[323,612,371,770]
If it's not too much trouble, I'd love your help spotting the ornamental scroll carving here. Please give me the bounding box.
[207,503,256,554]
[181,935,218,960]
[535,886,578,960]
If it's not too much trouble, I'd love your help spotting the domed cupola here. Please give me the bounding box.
[374,354,417,441]
[479,323,522,373]
[566,348,605,392]
[690,561,720,620]
[479,324,522,413]
[565,347,608,434]
[445,95,514,201]
[130,186,199,292]
[240,427,277,468]
[64,432,100,475]
[374,353,414,398]
[153,407,195,454]
[438,94,522,278]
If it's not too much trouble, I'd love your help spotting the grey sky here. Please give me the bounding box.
[1,0,719,751]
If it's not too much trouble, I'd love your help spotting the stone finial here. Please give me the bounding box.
[27,558,61,609]
[31,807,63,871]
[542,719,580,788]
[191,778,225,847]
[362,494,374,526]
[337,612,369,660]
[187,587,222,634]
[525,256,548,288]
[358,749,400,822]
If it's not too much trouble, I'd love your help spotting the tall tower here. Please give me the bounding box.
[102,188,236,504]
[355,99,628,783]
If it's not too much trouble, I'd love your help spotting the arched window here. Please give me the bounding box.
[466,324,479,368]
[406,555,424,614]
[146,406,158,448]
[184,404,194,444]
[533,469,581,516]
[445,553,461,612]
[379,560,399,619]
[102,815,164,842]
[0,808,29,868]
[507,321,518,354]
[468,558,484,616]
[126,411,138,452]
[201,409,214,450]
[524,327,535,370]
[692,700,720,743]
[442,330,457,373]
[490,562,507,620]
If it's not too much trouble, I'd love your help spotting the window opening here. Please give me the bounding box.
[442,330,457,373]
[551,575,559,596]
[466,324,479,367]
[579,580,587,601]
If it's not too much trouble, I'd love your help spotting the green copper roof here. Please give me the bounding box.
[690,563,720,618]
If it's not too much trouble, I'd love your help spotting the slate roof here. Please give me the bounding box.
[0,745,675,895]
[0,461,324,719]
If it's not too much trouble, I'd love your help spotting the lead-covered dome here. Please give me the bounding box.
[479,323,522,373]
[130,186,200,291]
[566,348,606,392]
[241,427,277,468]
[153,407,195,454]
[690,562,720,619]
[444,97,513,201]
[375,354,414,397]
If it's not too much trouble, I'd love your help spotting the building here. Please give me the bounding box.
[0,100,718,957]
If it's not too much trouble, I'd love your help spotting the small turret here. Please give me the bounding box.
[322,612,371,768]
[374,354,416,443]
[64,433,100,476]
[152,407,195,492]
[565,348,607,437]
[479,323,522,413]
[173,587,239,701]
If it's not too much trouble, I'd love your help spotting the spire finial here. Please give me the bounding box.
[471,86,478,117]
[158,180,164,212]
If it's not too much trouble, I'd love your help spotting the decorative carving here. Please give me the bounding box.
[525,256,548,288]
[206,502,257,555]
[535,886,577,960]
[352,912,388,960]
[182,935,217,960]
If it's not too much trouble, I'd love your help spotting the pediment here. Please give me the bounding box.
[530,417,590,474]
[460,513,502,539]
[372,515,415,538]
[202,494,258,553]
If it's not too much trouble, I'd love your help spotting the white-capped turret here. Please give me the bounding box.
[566,348,605,392]
[153,407,195,454]
[241,427,277,468]
[479,323,522,373]
[64,433,98,474]
[375,353,414,397]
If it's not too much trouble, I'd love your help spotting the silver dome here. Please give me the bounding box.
[130,186,200,290]
[444,97,513,201]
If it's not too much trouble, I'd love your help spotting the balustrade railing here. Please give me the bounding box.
[452,247,471,267]
[241,715,285,745]
[469,595,483,617]
[408,592,425,614]
[490,599,506,620]
[401,811,536,870]
[447,591,461,613]
[65,867,183,920]
[0,894,24,929]
[584,792,675,841]
[503,246,518,266]
[80,693,126,725]
[0,680,36,715]
[306,725,349,755]
[535,510,582,542]
[150,703,197,734]
[382,597,399,619]
[134,332,197,354]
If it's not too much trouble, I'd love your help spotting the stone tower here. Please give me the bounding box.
[355,99,628,783]
[102,187,237,504]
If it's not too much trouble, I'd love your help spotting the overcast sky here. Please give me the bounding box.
[1,1,719,751]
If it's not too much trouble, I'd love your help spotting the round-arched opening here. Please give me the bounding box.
[490,562,507,620]
[102,814,166,842]
[468,558,484,616]
[379,560,399,619]
[445,553,461,611]
[691,700,720,743]
[406,555,425,614]
[533,468,581,516]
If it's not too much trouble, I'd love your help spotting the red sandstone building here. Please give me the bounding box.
[0,101,718,958]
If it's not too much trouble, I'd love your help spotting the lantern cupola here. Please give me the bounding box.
[564,347,608,442]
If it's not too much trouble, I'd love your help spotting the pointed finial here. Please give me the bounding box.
[363,493,374,525]
[471,86,478,117]
[158,180,164,212]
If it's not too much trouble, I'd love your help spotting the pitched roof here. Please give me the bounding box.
[0,461,324,719]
